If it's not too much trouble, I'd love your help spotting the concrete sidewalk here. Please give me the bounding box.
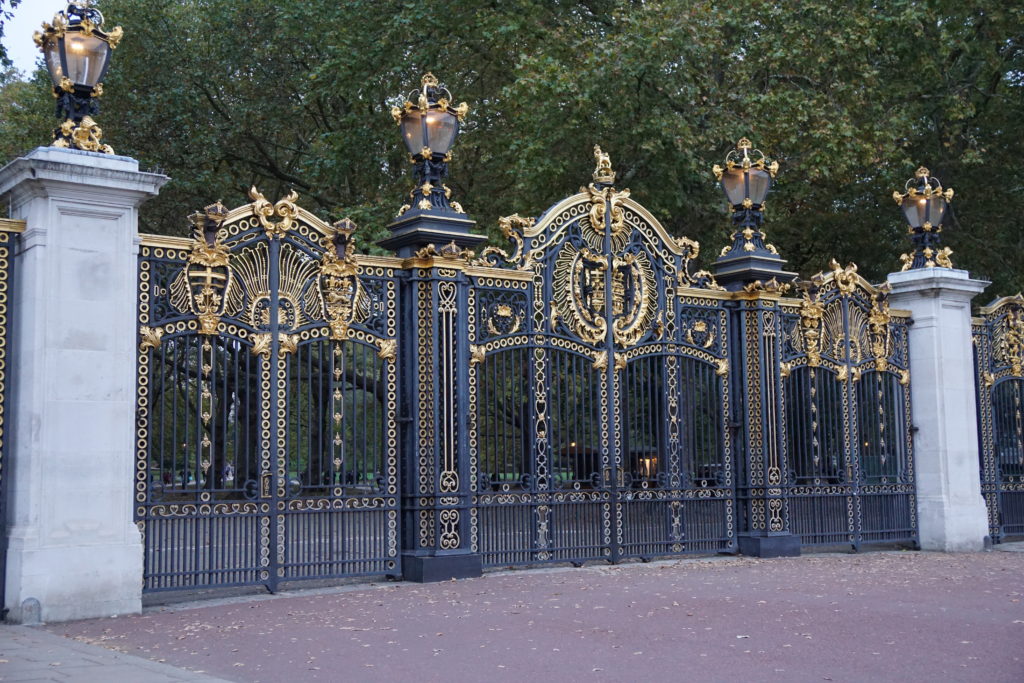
[0,623,231,682]
[3,547,1022,682]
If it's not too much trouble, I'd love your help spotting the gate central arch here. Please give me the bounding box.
[468,148,736,565]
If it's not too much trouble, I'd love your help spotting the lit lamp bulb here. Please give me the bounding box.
[893,167,955,270]
[33,1,122,153]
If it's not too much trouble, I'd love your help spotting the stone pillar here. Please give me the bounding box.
[888,267,990,551]
[0,147,166,622]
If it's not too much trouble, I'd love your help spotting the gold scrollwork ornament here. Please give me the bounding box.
[249,186,300,238]
[469,344,486,365]
[485,303,524,336]
[251,332,272,358]
[868,287,893,371]
[476,213,535,267]
[994,303,1024,376]
[794,276,825,368]
[415,241,475,261]
[139,325,164,351]
[376,338,398,362]
[52,116,113,154]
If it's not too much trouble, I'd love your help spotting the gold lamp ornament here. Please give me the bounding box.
[34,1,123,153]
[893,167,955,270]
[390,73,469,214]
[709,138,796,291]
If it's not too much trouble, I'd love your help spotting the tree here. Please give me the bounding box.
[0,65,51,161]
[0,0,21,68]
[2,0,1022,294]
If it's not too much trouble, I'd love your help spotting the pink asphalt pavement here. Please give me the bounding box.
[48,549,1024,682]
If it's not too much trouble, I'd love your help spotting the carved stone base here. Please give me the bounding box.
[403,552,483,583]
[738,534,801,558]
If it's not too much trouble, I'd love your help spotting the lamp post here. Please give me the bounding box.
[33,1,123,154]
[893,167,955,270]
[711,138,794,291]
[380,73,484,258]
[390,73,469,214]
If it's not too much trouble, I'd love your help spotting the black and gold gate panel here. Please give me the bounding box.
[468,149,734,566]
[135,190,400,592]
[973,295,1024,541]
[777,262,915,547]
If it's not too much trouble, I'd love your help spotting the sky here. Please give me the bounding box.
[4,0,69,76]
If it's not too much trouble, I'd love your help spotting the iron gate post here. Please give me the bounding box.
[973,296,1024,542]
[380,188,486,581]
[0,221,17,615]
[394,261,485,580]
[734,295,801,557]
[266,237,283,592]
[598,181,623,563]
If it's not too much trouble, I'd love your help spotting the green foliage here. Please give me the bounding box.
[0,0,22,67]
[0,65,50,160]
[1,0,1022,294]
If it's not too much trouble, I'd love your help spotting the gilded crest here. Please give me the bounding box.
[552,244,608,345]
[170,201,232,335]
[552,242,656,348]
[319,218,370,340]
[993,299,1024,377]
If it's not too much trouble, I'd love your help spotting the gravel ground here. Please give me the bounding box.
[48,549,1024,683]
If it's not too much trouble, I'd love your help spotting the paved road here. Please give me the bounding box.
[3,548,1021,682]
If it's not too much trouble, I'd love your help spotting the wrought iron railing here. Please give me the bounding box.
[133,185,919,592]
[973,296,1024,542]
[0,219,22,608]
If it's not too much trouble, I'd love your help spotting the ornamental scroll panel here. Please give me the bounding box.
[135,190,400,592]
[469,166,734,566]
[973,295,1024,541]
[777,262,916,547]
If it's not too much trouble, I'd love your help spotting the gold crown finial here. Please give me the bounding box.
[593,145,615,183]
[915,166,930,178]
[332,217,357,236]
[737,137,753,150]
[204,200,229,222]
[421,72,439,88]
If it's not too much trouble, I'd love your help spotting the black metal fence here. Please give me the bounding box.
[468,193,734,567]
[134,186,919,593]
[774,266,916,548]
[973,296,1024,542]
[135,195,400,592]
[0,219,20,609]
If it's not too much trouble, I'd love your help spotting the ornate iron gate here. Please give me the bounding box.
[135,190,400,592]
[0,220,19,611]
[468,158,735,566]
[973,295,1024,541]
[775,263,916,547]
[133,156,923,589]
